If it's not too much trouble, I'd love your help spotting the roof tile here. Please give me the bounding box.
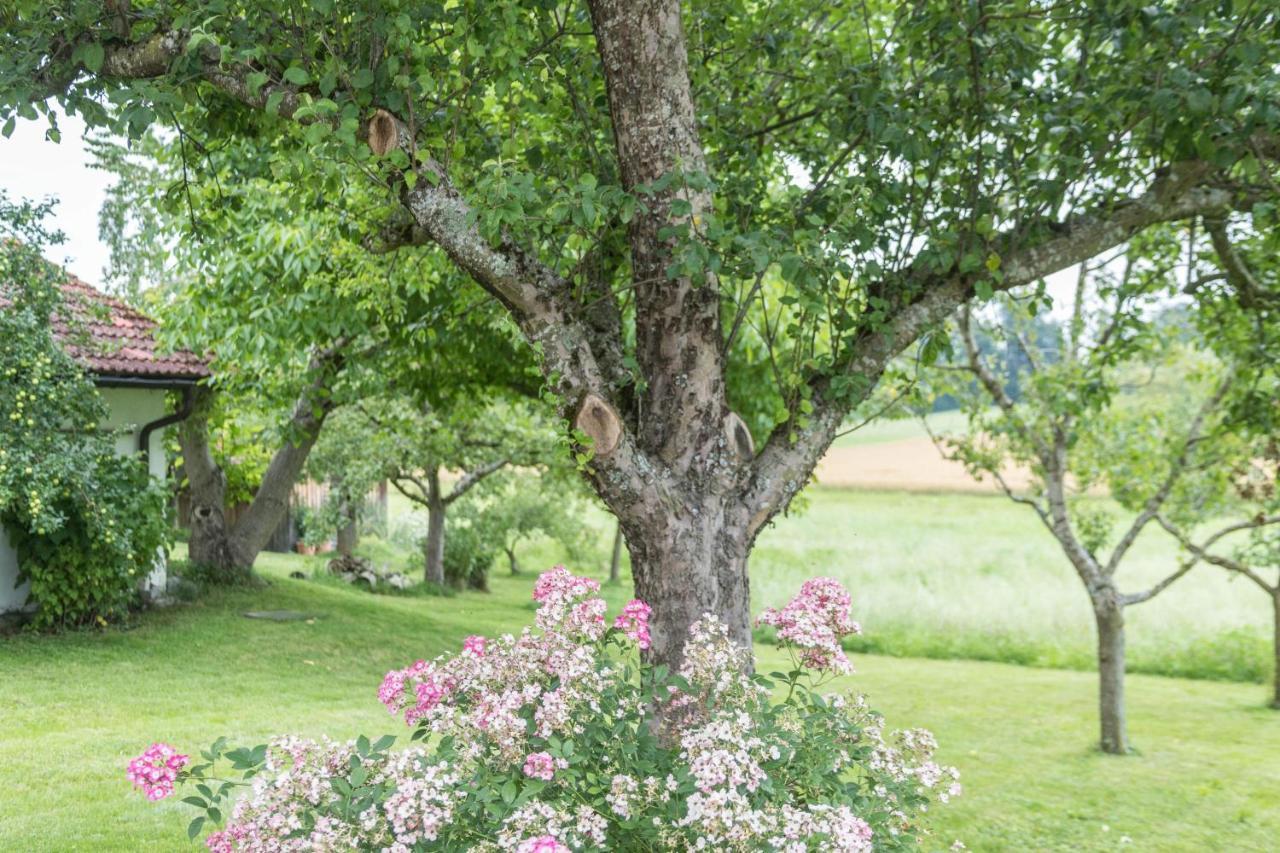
[49,276,211,381]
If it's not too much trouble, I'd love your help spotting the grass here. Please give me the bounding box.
[752,488,1275,685]
[1,549,1277,851]
[831,409,969,447]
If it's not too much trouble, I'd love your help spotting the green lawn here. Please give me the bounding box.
[753,488,1275,684]
[1,549,1277,851]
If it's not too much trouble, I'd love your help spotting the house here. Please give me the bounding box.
[0,275,210,614]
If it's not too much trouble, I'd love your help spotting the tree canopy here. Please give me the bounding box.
[7,0,1278,665]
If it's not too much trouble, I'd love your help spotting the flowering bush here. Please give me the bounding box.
[131,567,959,850]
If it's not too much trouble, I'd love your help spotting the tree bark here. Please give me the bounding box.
[622,497,753,669]
[177,348,343,582]
[609,522,623,584]
[179,392,241,578]
[1272,589,1280,710]
[505,546,520,576]
[1093,595,1129,754]
[423,468,446,586]
[335,491,358,557]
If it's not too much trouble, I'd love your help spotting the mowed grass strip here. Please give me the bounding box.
[1,550,1276,852]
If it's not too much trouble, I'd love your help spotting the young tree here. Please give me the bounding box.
[366,398,562,585]
[478,470,591,576]
[1162,218,1280,708]
[303,406,396,557]
[924,246,1241,753]
[9,1,1279,666]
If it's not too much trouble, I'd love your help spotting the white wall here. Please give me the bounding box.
[0,385,174,613]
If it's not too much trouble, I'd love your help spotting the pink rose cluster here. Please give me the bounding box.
[517,836,570,853]
[757,576,861,674]
[126,742,188,801]
[375,565,653,767]
[130,568,956,851]
[613,598,652,649]
[522,751,567,781]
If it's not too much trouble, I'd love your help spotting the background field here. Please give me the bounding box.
[385,475,1274,685]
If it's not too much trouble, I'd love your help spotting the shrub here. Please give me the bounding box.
[442,516,499,591]
[0,196,173,629]
[129,569,959,850]
[5,454,171,629]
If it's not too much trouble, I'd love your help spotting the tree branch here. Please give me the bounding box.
[1102,375,1231,576]
[746,159,1258,527]
[1120,559,1196,606]
[1156,513,1280,594]
[443,458,509,505]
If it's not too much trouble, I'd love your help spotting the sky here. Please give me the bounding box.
[0,112,116,283]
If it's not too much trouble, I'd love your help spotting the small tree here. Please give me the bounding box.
[364,398,562,585]
[304,407,395,556]
[475,470,591,576]
[926,246,1235,753]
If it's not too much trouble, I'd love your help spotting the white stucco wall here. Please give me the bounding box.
[0,385,174,614]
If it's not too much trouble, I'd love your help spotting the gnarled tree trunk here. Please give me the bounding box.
[619,495,753,668]
[178,348,343,582]
[1093,593,1128,754]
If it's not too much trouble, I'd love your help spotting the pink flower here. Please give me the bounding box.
[517,836,570,853]
[205,831,233,853]
[613,599,652,650]
[462,635,487,658]
[757,577,861,674]
[126,742,188,801]
[522,751,565,781]
[378,667,408,712]
[532,565,600,604]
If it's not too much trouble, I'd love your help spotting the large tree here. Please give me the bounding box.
[7,0,1278,667]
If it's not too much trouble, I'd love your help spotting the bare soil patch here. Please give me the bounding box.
[814,437,1032,493]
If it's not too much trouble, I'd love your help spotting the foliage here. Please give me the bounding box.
[465,471,593,575]
[132,569,956,851]
[304,406,395,544]
[0,193,172,629]
[8,0,1280,669]
[440,512,499,592]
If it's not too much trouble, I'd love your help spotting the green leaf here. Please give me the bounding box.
[82,44,104,74]
[283,66,311,86]
[500,778,517,804]
[187,817,205,841]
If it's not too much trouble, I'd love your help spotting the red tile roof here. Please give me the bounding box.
[52,276,211,382]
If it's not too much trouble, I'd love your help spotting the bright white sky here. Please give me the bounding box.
[0,112,116,283]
